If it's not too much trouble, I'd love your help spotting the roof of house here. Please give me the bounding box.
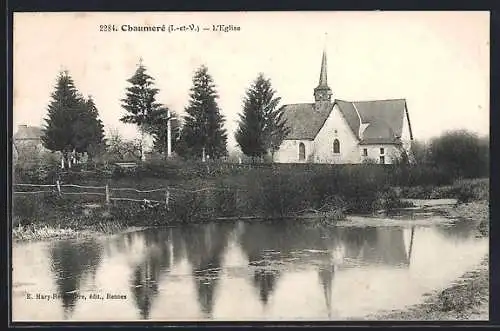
[281,99,410,144]
[14,125,43,140]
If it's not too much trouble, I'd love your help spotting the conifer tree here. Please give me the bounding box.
[120,60,162,160]
[81,96,106,161]
[42,71,81,163]
[235,73,289,162]
[178,65,228,160]
[42,71,106,165]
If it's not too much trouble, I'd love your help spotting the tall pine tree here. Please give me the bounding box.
[235,73,289,162]
[120,60,162,160]
[42,71,81,163]
[42,71,105,164]
[82,96,106,161]
[178,65,227,160]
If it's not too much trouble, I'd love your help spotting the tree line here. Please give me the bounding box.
[408,131,489,180]
[41,61,290,163]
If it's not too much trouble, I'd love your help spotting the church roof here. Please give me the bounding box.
[280,103,333,140]
[281,99,411,144]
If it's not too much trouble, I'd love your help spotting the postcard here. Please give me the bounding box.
[11,11,490,322]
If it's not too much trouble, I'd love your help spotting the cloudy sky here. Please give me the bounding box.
[13,11,489,150]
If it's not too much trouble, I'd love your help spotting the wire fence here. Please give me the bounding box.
[12,180,243,208]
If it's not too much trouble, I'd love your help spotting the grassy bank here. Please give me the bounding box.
[12,161,489,238]
[399,178,489,203]
[11,217,140,242]
[13,162,414,228]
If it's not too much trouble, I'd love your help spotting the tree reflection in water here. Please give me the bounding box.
[180,222,235,318]
[238,221,337,308]
[129,229,174,320]
[49,239,103,320]
[119,221,414,320]
[237,221,415,316]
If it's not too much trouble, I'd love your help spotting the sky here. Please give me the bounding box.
[13,11,490,150]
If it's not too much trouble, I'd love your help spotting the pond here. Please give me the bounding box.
[12,212,487,321]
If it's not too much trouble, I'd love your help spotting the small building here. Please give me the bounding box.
[274,51,414,164]
[13,125,48,161]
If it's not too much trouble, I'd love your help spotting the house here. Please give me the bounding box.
[274,50,413,164]
[13,125,48,160]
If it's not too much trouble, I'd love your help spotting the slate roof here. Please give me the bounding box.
[280,103,333,140]
[14,125,43,140]
[281,99,411,144]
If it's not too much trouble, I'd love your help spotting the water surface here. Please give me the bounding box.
[12,214,487,321]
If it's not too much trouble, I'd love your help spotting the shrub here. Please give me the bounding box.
[428,130,489,179]
[453,179,489,203]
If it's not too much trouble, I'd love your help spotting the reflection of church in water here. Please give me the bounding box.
[238,222,416,317]
[48,222,415,320]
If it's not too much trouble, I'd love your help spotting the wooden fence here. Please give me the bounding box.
[12,181,235,210]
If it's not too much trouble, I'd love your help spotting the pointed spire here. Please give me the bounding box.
[313,37,333,106]
[318,49,328,87]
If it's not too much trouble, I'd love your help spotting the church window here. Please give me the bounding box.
[333,139,340,154]
[380,156,385,164]
[363,148,368,156]
[380,147,385,155]
[299,143,306,161]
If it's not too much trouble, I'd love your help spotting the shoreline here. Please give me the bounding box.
[367,199,489,321]
[12,224,148,243]
[368,255,489,321]
[12,199,488,242]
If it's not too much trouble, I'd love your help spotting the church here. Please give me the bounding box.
[273,51,414,164]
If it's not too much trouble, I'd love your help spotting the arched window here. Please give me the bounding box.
[299,143,305,161]
[333,139,340,154]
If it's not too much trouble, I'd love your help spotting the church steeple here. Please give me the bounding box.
[314,48,332,108]
[318,50,328,88]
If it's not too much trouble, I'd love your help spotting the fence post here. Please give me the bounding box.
[56,180,61,196]
[105,184,110,205]
[165,188,170,211]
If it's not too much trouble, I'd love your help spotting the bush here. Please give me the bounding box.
[373,187,414,212]
[399,178,489,202]
[428,130,489,179]
[453,179,489,203]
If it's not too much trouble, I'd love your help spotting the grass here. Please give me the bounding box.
[13,223,84,241]
[12,161,489,234]
[399,178,489,202]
